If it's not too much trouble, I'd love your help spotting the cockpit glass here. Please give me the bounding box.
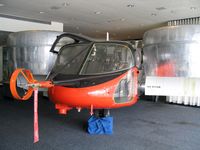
[48,42,134,80]
[48,44,89,79]
[80,43,134,75]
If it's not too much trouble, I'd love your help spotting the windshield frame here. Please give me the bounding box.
[79,41,136,75]
[47,41,136,80]
[47,42,93,80]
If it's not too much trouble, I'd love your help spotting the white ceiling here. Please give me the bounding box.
[0,0,200,39]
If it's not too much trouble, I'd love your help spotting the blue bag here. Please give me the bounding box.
[88,116,113,134]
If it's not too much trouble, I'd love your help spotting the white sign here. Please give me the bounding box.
[145,76,200,97]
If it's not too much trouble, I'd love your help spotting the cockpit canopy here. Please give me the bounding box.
[47,33,136,84]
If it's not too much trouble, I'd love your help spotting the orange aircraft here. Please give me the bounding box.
[9,33,139,142]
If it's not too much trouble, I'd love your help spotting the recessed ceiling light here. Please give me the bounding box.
[127,4,134,8]
[107,20,114,23]
[51,6,61,10]
[190,6,197,10]
[151,13,157,16]
[94,11,102,15]
[0,3,4,6]
[156,7,166,11]
[62,2,70,7]
[120,18,126,21]
[39,11,45,14]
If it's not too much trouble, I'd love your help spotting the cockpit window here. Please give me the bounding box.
[48,44,90,78]
[80,43,134,75]
[48,42,135,80]
[52,37,75,53]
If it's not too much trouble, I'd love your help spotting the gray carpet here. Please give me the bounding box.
[0,94,200,150]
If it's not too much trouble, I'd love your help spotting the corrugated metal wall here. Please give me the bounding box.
[0,47,2,83]
[168,17,200,26]
[0,31,11,83]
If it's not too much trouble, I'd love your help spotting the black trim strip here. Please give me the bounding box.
[53,70,128,85]
[50,33,92,54]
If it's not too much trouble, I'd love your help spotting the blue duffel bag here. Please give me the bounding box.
[88,116,113,134]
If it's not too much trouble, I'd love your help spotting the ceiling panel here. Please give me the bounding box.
[0,0,199,39]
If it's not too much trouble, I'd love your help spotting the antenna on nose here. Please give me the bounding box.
[106,32,109,41]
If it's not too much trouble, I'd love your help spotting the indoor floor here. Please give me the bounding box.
[0,94,200,150]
